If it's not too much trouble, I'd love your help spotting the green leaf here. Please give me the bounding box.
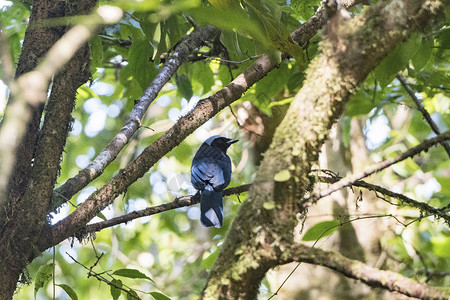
[345,88,377,117]
[175,74,193,100]
[412,38,433,71]
[110,279,123,300]
[431,236,450,258]
[34,263,53,299]
[56,284,78,300]
[192,62,214,95]
[201,249,220,269]
[127,289,140,300]
[189,7,269,47]
[90,35,103,74]
[96,211,107,221]
[302,220,340,241]
[274,169,291,182]
[374,32,422,87]
[150,291,172,300]
[112,269,154,282]
[128,40,156,91]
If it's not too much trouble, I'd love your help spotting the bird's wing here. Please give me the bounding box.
[191,158,227,190]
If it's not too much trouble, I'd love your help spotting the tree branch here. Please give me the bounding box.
[83,184,252,234]
[285,243,449,300]
[52,25,220,211]
[396,74,450,158]
[316,172,450,225]
[308,131,450,204]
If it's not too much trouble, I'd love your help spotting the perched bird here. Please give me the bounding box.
[191,135,238,228]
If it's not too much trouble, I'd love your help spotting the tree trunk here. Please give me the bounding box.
[0,1,96,298]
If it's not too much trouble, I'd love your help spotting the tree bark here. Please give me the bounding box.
[201,0,447,298]
[0,1,96,299]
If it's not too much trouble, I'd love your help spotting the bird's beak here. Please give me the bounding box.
[227,139,238,145]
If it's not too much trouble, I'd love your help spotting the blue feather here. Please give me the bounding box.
[190,136,237,228]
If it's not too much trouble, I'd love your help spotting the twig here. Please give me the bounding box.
[66,252,140,299]
[228,105,263,137]
[84,184,252,234]
[396,74,450,158]
[196,53,259,64]
[306,131,450,204]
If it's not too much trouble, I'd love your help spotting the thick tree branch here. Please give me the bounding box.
[396,74,450,158]
[83,184,252,234]
[284,243,449,300]
[2,0,74,212]
[52,25,220,210]
[309,131,450,204]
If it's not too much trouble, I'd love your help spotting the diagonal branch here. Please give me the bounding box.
[308,131,450,204]
[396,74,450,158]
[285,243,449,300]
[52,25,220,210]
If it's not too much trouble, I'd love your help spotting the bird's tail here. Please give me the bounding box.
[200,186,223,228]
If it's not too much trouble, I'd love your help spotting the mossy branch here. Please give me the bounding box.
[284,243,450,300]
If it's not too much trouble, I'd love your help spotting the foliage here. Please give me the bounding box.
[0,0,449,298]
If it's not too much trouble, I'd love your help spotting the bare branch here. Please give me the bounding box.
[396,74,450,158]
[52,25,220,211]
[83,184,251,234]
[286,243,449,300]
[307,131,450,204]
[316,173,450,225]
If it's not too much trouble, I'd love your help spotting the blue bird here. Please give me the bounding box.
[191,135,238,228]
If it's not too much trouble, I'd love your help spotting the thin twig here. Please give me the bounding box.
[315,172,450,225]
[66,252,140,299]
[197,53,259,64]
[396,74,450,158]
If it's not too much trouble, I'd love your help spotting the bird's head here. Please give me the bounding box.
[205,135,238,152]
